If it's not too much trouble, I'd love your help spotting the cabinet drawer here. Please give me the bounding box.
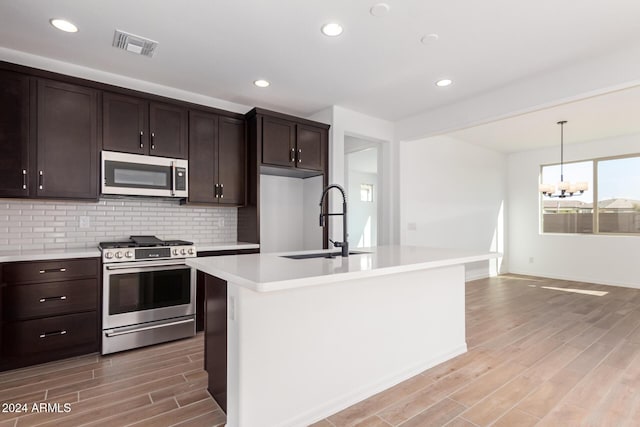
[2,258,98,284]
[3,278,97,320]
[2,312,97,357]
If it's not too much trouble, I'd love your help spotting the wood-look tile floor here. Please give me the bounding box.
[2,274,640,426]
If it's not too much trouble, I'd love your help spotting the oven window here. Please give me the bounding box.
[105,161,171,189]
[109,268,191,315]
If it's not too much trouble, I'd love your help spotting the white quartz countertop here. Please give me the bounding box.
[0,242,259,263]
[0,248,101,263]
[186,245,498,292]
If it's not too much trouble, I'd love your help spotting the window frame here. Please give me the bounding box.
[540,152,640,236]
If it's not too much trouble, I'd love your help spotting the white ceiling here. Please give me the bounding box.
[1,0,639,123]
[448,84,640,153]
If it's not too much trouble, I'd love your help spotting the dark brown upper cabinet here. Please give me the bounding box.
[103,92,187,159]
[0,70,30,197]
[0,74,99,200]
[36,79,99,199]
[188,111,246,205]
[255,109,328,176]
[261,116,296,168]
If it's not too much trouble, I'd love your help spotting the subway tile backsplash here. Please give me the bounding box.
[0,198,237,251]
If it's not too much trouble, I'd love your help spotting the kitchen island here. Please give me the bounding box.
[187,245,497,427]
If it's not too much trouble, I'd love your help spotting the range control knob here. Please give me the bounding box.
[125,251,133,258]
[105,252,114,259]
[188,248,195,255]
[180,248,187,255]
[115,251,123,259]
[172,249,179,256]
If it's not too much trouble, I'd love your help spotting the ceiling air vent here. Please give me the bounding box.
[112,30,158,57]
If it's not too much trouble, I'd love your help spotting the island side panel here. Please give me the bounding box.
[226,264,467,427]
[204,274,227,412]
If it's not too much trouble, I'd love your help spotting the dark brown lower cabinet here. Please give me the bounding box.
[205,274,227,413]
[195,249,258,332]
[0,257,100,371]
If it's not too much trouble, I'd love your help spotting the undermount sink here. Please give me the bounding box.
[281,251,369,260]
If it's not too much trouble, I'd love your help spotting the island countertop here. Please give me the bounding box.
[186,245,498,292]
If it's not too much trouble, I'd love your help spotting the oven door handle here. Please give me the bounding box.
[104,318,194,337]
[105,260,187,270]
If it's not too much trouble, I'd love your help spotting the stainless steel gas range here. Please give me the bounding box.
[99,236,197,355]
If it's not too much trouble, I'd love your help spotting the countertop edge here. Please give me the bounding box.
[0,250,101,263]
[0,242,260,263]
[197,242,260,252]
[188,251,497,293]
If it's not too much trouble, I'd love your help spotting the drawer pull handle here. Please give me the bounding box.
[39,330,67,338]
[39,296,67,303]
[298,148,302,163]
[39,268,67,274]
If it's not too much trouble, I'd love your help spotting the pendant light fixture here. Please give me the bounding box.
[539,120,588,198]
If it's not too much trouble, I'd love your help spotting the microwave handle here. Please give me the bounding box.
[171,161,176,196]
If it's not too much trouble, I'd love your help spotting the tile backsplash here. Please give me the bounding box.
[0,198,237,251]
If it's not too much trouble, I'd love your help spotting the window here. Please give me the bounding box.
[597,156,640,233]
[541,161,593,233]
[360,184,373,202]
[541,154,640,235]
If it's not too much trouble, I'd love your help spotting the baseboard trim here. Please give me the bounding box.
[507,269,640,289]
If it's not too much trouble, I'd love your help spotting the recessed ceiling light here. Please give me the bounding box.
[321,22,343,37]
[435,79,452,87]
[370,3,390,17]
[421,33,439,44]
[254,79,270,88]
[50,18,78,33]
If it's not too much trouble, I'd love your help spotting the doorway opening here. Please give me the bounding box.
[345,136,382,248]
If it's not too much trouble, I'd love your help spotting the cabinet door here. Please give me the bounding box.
[218,116,246,205]
[188,110,218,203]
[36,80,98,199]
[295,124,324,171]
[0,71,30,197]
[261,115,295,167]
[103,92,148,155]
[149,102,188,159]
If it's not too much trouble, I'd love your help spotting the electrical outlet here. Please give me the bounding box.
[408,222,417,230]
[79,216,90,229]
[529,257,534,264]
[218,217,225,228]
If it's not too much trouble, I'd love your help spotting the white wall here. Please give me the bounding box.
[260,175,304,253]
[400,136,507,280]
[508,133,640,288]
[303,176,324,250]
[260,175,323,253]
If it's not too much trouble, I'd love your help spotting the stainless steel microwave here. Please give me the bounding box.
[101,151,188,198]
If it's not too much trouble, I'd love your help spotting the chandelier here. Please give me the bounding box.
[539,120,588,198]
